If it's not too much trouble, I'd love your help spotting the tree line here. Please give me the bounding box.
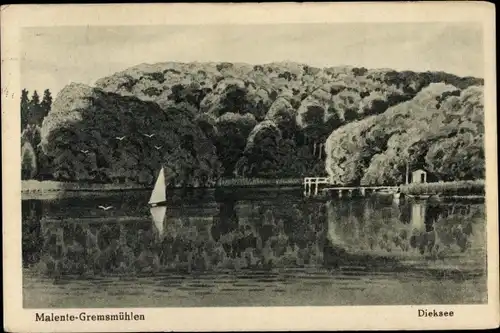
[21,89,52,129]
[21,89,53,180]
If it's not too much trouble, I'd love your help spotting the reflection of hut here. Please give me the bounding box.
[411,202,426,232]
[411,169,427,183]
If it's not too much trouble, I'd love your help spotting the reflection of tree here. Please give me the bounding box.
[35,196,332,275]
[22,200,43,266]
[33,196,484,277]
[21,142,38,180]
[324,200,484,260]
[211,201,239,242]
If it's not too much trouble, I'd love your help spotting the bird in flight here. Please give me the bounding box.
[80,149,89,154]
[143,133,155,138]
[154,145,163,150]
[115,136,126,141]
[98,205,114,211]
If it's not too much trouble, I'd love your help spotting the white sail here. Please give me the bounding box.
[149,168,166,205]
[150,206,167,236]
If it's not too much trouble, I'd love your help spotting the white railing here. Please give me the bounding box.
[303,177,330,196]
[303,177,400,197]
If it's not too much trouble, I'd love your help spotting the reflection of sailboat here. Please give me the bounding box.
[148,168,167,236]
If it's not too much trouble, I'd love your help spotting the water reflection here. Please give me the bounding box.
[22,191,485,278]
[150,206,167,237]
[22,200,43,265]
[325,197,485,261]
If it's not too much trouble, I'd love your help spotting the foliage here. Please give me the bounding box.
[326,84,484,185]
[21,142,38,180]
[265,97,298,139]
[214,112,257,177]
[21,62,484,185]
[20,89,30,130]
[20,89,53,179]
[40,83,221,186]
[21,124,53,180]
[20,89,52,129]
[236,120,283,177]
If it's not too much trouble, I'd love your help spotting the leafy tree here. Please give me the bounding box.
[40,89,52,121]
[21,124,41,147]
[425,133,484,181]
[196,114,218,142]
[265,97,298,140]
[326,83,484,185]
[352,67,368,77]
[42,84,220,186]
[169,83,209,109]
[31,90,40,105]
[20,89,30,130]
[21,142,38,180]
[324,107,343,134]
[21,124,53,180]
[238,120,282,177]
[143,87,162,97]
[28,91,42,125]
[299,104,326,145]
[215,113,257,176]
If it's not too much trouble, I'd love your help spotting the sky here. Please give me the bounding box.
[21,22,484,97]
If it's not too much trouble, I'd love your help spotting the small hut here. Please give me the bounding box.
[411,169,427,184]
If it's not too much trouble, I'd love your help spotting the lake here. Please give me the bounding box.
[22,188,487,308]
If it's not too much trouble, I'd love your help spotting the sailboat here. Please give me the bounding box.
[149,167,167,236]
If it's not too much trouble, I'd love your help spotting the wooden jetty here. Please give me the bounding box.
[303,177,399,198]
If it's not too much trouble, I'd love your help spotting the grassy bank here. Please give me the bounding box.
[400,180,485,196]
[216,177,303,187]
[22,180,150,194]
[22,177,304,195]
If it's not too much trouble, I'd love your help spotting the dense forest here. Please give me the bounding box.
[326,83,484,185]
[21,62,485,186]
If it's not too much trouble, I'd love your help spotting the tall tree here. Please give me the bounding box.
[28,90,42,126]
[21,142,38,180]
[30,90,40,105]
[40,89,52,121]
[20,89,30,130]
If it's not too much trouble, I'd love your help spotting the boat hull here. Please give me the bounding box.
[149,201,167,208]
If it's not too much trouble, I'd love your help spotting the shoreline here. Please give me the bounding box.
[21,179,485,201]
[399,180,485,197]
[21,178,305,194]
[20,179,304,199]
[22,180,151,193]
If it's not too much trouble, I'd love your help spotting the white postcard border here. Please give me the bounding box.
[2,2,498,332]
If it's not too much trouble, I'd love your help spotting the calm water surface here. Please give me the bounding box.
[22,188,487,307]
